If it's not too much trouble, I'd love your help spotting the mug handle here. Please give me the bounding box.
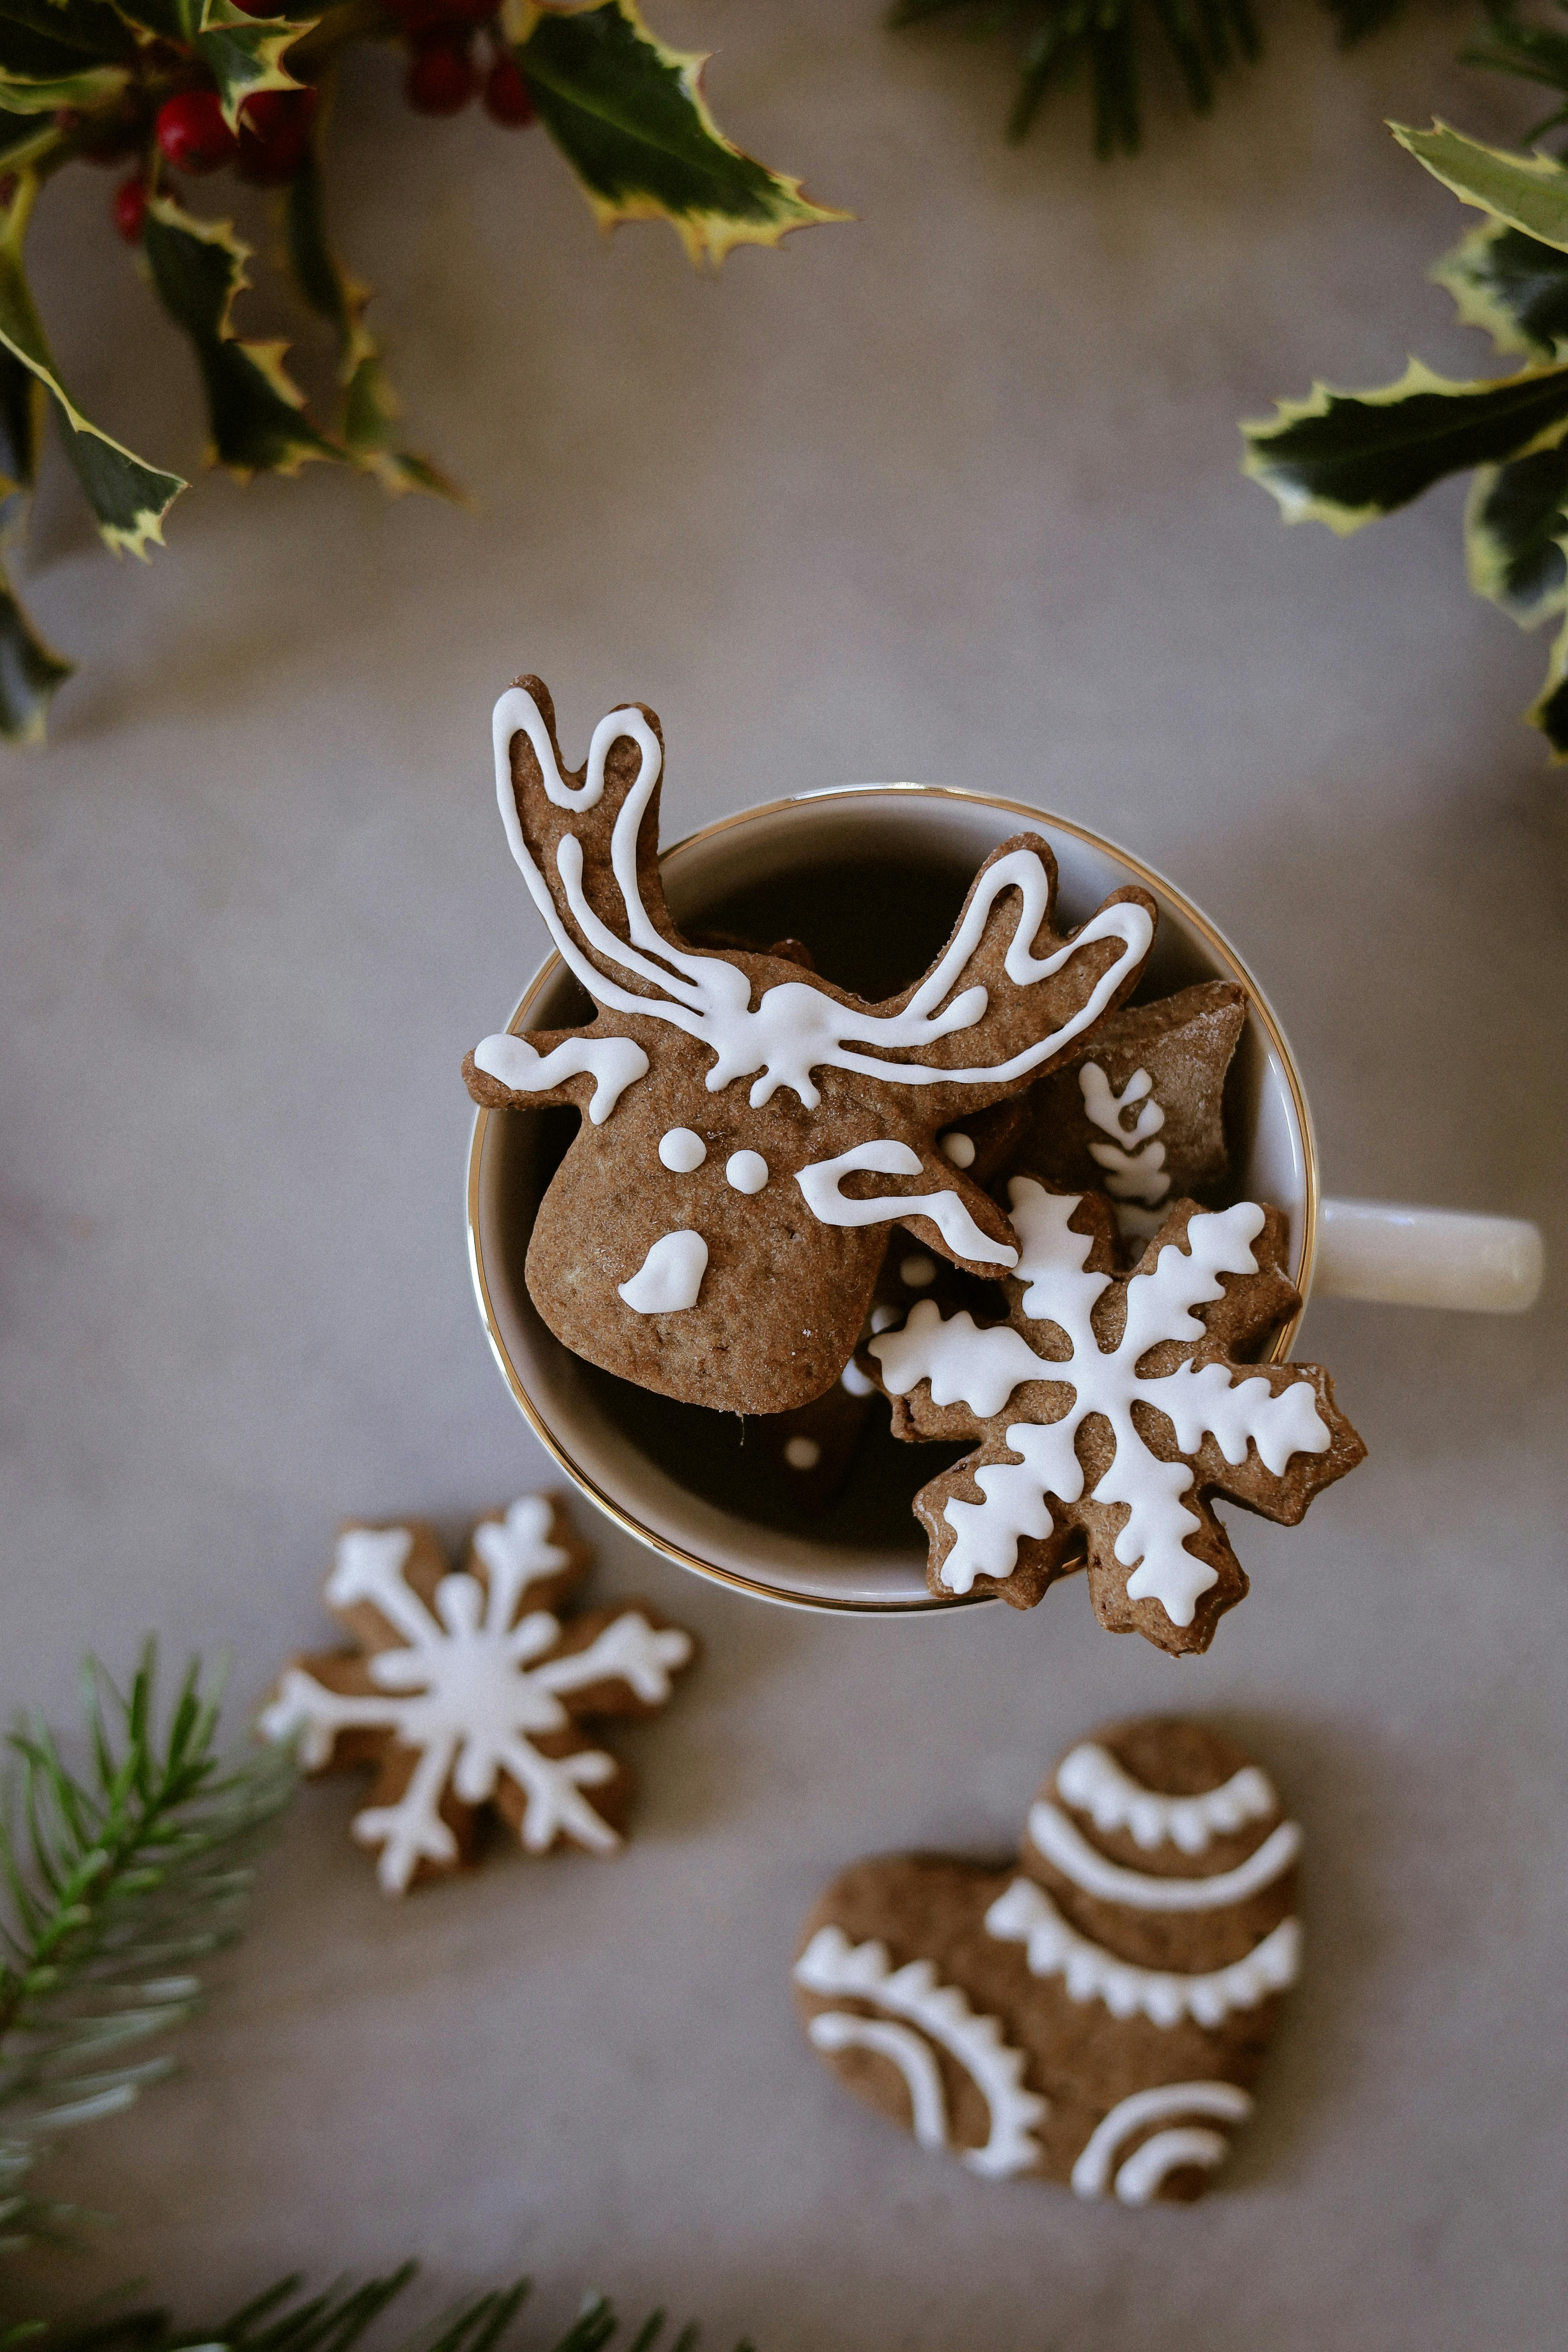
[1313,1198,1545,1313]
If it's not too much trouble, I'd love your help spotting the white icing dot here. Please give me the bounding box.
[658,1127,706,1173]
[941,1131,976,1169]
[726,1150,769,1194]
[840,1360,875,1397]
[900,1254,937,1289]
[783,1436,821,1471]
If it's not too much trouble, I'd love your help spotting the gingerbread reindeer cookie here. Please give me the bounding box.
[864,1178,1364,1654]
[464,680,1158,1415]
[794,1717,1300,2201]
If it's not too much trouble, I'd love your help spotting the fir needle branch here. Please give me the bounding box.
[0,1643,294,2256]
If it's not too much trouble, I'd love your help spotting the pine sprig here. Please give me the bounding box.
[31,2269,751,2352]
[0,1646,294,2254]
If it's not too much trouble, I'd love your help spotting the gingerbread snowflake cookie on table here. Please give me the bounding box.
[864,1178,1364,1654]
[462,677,1158,1415]
[260,1495,695,1893]
[794,1717,1300,2201]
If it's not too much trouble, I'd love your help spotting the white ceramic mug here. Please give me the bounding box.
[466,784,1543,1614]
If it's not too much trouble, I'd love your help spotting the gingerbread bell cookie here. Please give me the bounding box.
[464,679,1157,1415]
[864,1178,1364,1654]
[261,1494,696,1893]
[794,1717,1300,2201]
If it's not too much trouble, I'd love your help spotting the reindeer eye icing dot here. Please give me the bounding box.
[941,1130,976,1168]
[659,1128,707,1173]
[726,1150,769,1194]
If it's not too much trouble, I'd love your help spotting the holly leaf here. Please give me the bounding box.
[1434,217,1568,358]
[1392,119,1568,256]
[510,0,849,265]
[0,175,184,555]
[0,341,69,744]
[112,0,314,128]
[1240,357,1568,531]
[0,63,129,107]
[0,0,136,103]
[1465,445,1568,620]
[143,193,339,477]
[283,146,458,496]
[1528,605,1568,753]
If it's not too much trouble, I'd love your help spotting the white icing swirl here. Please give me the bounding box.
[1027,1801,1301,1911]
[1070,2082,1252,2202]
[1055,1741,1277,1855]
[984,1878,1300,2028]
[795,1142,1016,1266]
[474,1032,648,1125]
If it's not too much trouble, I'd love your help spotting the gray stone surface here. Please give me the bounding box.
[2,7,1565,2345]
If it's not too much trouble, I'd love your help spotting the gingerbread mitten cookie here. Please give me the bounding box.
[794,1717,1300,2202]
[261,1495,696,1892]
[864,1178,1364,1653]
[464,679,1158,1414]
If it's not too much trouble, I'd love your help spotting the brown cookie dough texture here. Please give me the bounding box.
[260,1494,696,1893]
[862,1180,1365,1655]
[463,677,1157,1415]
[794,1717,1300,2201]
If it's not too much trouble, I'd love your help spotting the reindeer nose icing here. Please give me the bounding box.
[462,677,1159,1416]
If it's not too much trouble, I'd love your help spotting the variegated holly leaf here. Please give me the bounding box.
[508,0,848,265]
[113,0,314,129]
[1527,605,1568,750]
[1393,119,1568,256]
[0,0,136,108]
[285,147,458,497]
[0,175,185,556]
[1465,446,1568,621]
[1434,218,1568,358]
[143,194,340,477]
[0,340,70,744]
[1241,357,1568,532]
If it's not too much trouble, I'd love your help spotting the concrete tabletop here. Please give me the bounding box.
[3,6,1565,2345]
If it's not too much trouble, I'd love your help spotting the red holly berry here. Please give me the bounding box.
[156,88,238,173]
[483,55,533,127]
[384,0,492,28]
[113,174,147,243]
[236,85,318,185]
[404,39,475,115]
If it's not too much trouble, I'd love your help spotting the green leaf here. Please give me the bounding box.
[1465,446,1568,619]
[1391,119,1568,256]
[0,0,138,82]
[511,0,848,265]
[1528,601,1568,752]
[0,176,184,556]
[0,63,129,108]
[1433,217,1568,357]
[283,145,458,497]
[0,554,71,744]
[142,194,340,478]
[1240,355,1568,531]
[111,0,314,129]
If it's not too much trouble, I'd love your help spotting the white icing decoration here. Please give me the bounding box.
[1027,1801,1301,1911]
[984,1878,1300,2027]
[1055,1742,1277,1855]
[726,1150,769,1194]
[659,1127,706,1173]
[796,1142,1017,1267]
[900,1254,936,1289]
[1070,2081,1253,2202]
[784,1435,822,1471]
[940,1130,976,1168]
[1080,1063,1171,1207]
[840,1360,875,1397]
[868,1182,1333,1621]
[259,1498,692,1894]
[807,2014,949,2151]
[617,1230,708,1314]
[870,1306,899,1334]
[492,685,1152,1114]
[1112,2125,1232,2205]
[794,1926,1046,2179]
[474,1032,648,1125]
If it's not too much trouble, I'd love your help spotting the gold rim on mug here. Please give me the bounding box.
[466,782,1320,1614]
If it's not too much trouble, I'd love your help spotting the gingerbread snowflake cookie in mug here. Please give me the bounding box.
[863,1179,1364,1655]
[462,678,1158,1415]
[794,1717,1300,2200]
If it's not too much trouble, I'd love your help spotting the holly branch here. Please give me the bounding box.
[0,0,844,746]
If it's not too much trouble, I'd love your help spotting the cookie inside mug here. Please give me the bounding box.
[468,787,1314,1611]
